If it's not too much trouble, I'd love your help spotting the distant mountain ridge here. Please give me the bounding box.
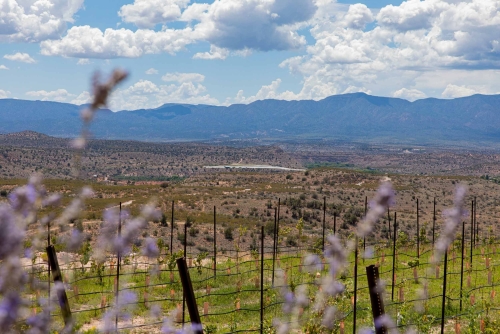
[2,93,500,145]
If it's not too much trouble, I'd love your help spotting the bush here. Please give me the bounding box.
[343,206,363,226]
[286,235,298,247]
[224,227,234,240]
[264,221,275,236]
[186,216,195,227]
[189,226,199,237]
[160,214,168,227]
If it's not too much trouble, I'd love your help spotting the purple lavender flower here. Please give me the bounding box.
[65,229,84,252]
[359,329,374,334]
[42,193,62,207]
[142,238,159,258]
[321,306,337,329]
[324,234,347,278]
[272,319,290,334]
[282,291,295,314]
[141,203,161,221]
[434,185,466,262]
[374,314,397,333]
[358,182,395,237]
[363,246,375,259]
[100,291,137,333]
[161,315,203,334]
[150,304,162,318]
[27,299,52,334]
[9,183,37,217]
[0,205,24,260]
[303,254,323,273]
[0,292,22,331]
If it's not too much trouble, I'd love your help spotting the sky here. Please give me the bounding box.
[1,0,500,110]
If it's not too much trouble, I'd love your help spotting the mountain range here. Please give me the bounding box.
[2,93,500,146]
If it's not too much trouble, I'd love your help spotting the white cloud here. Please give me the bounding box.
[71,91,91,105]
[179,3,210,22]
[376,0,447,31]
[441,84,479,98]
[193,45,230,60]
[41,0,317,58]
[77,58,90,65]
[276,0,500,101]
[119,0,189,28]
[342,86,371,94]
[109,79,219,110]
[26,89,74,102]
[393,88,426,101]
[122,80,160,95]
[0,0,84,42]
[162,72,205,83]
[344,4,374,30]
[145,68,158,75]
[192,0,317,52]
[252,79,283,100]
[0,90,10,99]
[40,25,196,58]
[4,52,35,63]
[0,65,8,70]
[230,78,299,104]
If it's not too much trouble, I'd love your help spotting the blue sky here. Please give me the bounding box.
[1,0,500,110]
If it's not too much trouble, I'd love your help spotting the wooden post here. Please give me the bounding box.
[177,257,203,333]
[366,265,387,334]
[323,196,326,252]
[440,250,448,334]
[73,286,79,303]
[416,198,420,258]
[353,236,358,334]
[46,245,72,326]
[460,220,465,312]
[272,207,277,287]
[391,212,397,301]
[203,302,209,316]
[433,197,436,245]
[260,226,264,334]
[213,206,216,279]
[171,200,174,255]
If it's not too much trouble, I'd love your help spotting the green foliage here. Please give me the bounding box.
[343,206,363,226]
[167,250,184,270]
[407,258,419,268]
[157,238,165,254]
[79,240,92,271]
[194,252,208,275]
[264,221,275,237]
[396,230,410,248]
[224,227,234,240]
[160,213,168,227]
[204,324,217,334]
[296,217,304,239]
